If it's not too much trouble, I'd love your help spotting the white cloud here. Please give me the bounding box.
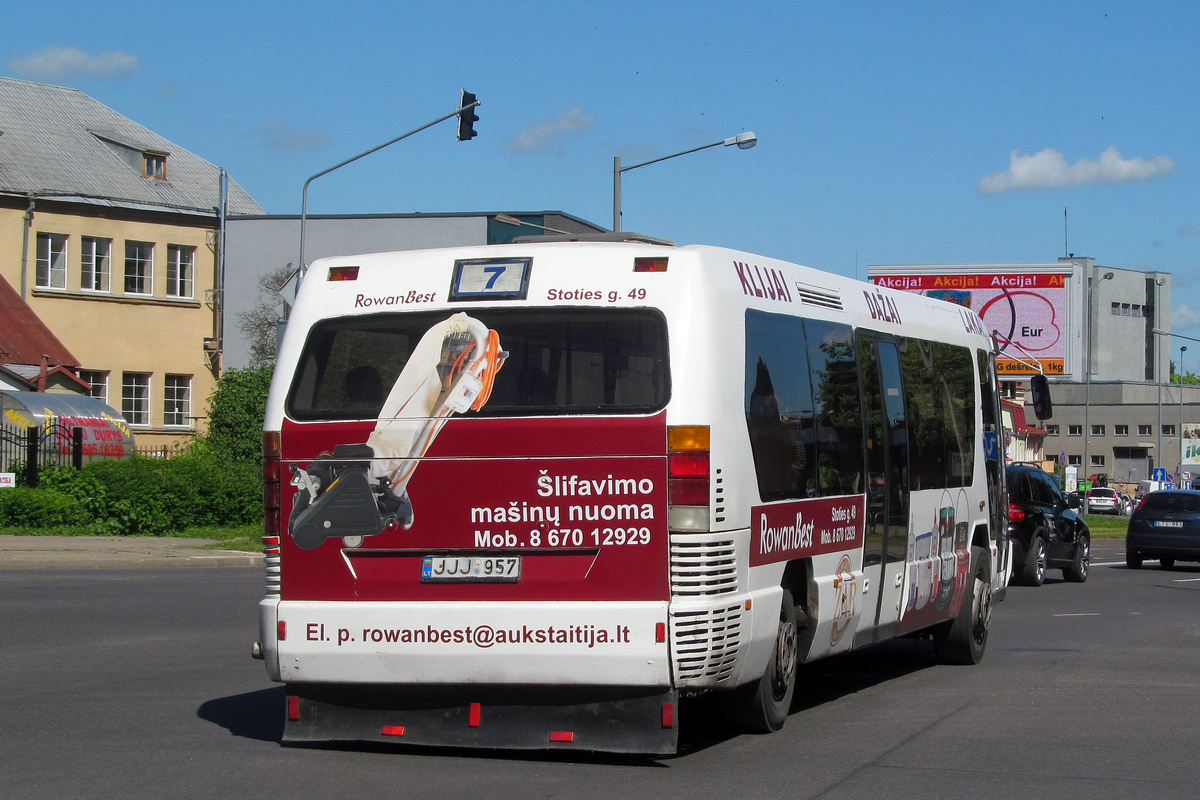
[248,119,330,151]
[505,106,597,154]
[978,145,1176,193]
[1173,303,1200,331]
[7,47,139,80]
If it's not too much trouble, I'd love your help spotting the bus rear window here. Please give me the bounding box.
[286,308,669,420]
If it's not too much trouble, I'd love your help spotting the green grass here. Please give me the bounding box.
[1081,513,1130,538]
[0,523,265,552]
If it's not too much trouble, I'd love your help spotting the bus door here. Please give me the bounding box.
[857,335,909,637]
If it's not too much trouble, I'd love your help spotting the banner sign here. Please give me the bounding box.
[872,272,1070,376]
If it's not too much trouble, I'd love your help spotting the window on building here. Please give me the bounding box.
[1139,424,1153,436]
[1091,455,1106,467]
[79,370,108,404]
[1163,424,1176,437]
[1114,424,1129,436]
[1068,455,1082,466]
[1092,425,1105,436]
[81,236,111,292]
[1068,425,1083,436]
[124,241,153,294]
[122,372,150,426]
[1046,424,1059,436]
[163,375,191,427]
[166,245,195,299]
[142,151,167,180]
[36,232,68,289]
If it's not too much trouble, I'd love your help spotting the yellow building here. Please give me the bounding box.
[0,77,262,450]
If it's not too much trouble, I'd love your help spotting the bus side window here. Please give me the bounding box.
[744,311,862,500]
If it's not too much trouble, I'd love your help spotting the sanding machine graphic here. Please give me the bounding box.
[289,312,505,550]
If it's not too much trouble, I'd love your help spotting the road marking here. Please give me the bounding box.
[1174,577,1200,583]
[1053,613,1101,617]
[1092,561,1127,567]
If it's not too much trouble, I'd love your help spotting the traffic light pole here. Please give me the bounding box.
[297,94,480,284]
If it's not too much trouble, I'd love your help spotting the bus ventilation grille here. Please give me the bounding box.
[670,534,738,596]
[264,552,281,597]
[672,604,743,682]
[795,282,843,311]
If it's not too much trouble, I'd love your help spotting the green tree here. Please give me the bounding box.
[195,364,274,465]
[237,263,295,367]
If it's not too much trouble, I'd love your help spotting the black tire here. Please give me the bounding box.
[1020,534,1047,586]
[935,546,991,665]
[1126,550,1143,570]
[738,589,798,733]
[1160,556,1176,570]
[1063,534,1090,583]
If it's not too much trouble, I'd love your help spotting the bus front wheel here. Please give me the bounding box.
[738,589,798,733]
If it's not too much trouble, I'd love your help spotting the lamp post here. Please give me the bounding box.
[1083,269,1115,482]
[1181,345,1188,475]
[612,131,757,231]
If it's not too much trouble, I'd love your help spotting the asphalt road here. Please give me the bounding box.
[1,539,1197,800]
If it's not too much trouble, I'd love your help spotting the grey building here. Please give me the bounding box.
[222,211,606,368]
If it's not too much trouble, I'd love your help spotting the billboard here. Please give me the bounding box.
[869,266,1079,377]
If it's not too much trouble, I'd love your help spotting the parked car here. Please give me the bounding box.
[1006,464,1091,585]
[1119,493,1134,516]
[1126,489,1200,570]
[1085,487,1121,515]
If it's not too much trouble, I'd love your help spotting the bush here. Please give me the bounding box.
[36,453,261,535]
[0,486,90,527]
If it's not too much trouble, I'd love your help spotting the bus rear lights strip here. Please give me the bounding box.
[469,702,482,727]
[549,731,575,743]
[381,725,406,737]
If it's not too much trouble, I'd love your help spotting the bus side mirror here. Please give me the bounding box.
[1030,374,1052,420]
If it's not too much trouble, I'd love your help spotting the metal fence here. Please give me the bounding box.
[0,419,84,486]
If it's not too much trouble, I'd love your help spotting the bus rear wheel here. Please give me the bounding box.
[934,546,991,665]
[738,589,798,733]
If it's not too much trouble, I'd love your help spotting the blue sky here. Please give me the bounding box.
[5,1,1199,330]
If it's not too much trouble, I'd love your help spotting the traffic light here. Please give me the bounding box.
[457,90,479,141]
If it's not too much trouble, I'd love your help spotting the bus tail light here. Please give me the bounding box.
[327,266,360,281]
[668,425,709,532]
[634,257,668,273]
[263,431,283,596]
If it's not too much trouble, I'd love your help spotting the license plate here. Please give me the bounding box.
[421,555,521,582]
[1155,520,1184,528]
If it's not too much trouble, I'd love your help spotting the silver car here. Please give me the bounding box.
[1085,487,1120,514]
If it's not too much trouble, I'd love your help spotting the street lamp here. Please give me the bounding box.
[1083,269,1115,482]
[612,131,757,231]
[297,92,481,285]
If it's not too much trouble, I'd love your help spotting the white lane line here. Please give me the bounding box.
[1053,613,1101,617]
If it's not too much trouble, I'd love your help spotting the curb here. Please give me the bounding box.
[0,535,264,570]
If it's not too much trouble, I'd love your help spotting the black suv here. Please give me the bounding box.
[1005,464,1090,585]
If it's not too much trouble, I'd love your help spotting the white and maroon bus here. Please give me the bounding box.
[256,234,1011,754]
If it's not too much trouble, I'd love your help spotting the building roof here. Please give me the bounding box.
[0,77,262,217]
[0,272,78,367]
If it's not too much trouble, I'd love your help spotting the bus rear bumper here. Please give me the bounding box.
[283,682,679,755]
